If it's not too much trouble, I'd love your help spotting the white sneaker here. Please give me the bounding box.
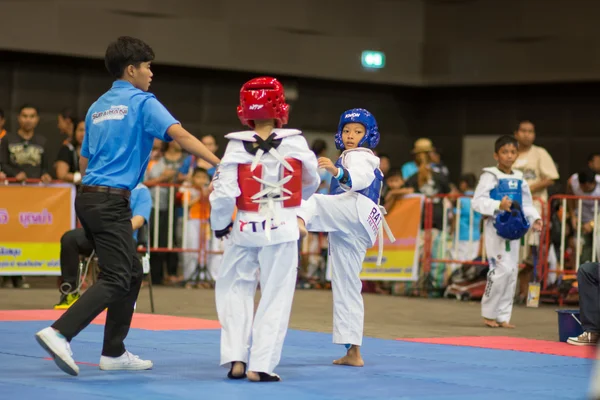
[99,350,153,371]
[35,327,79,376]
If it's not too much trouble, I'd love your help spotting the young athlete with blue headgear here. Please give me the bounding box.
[472,134,543,328]
[297,108,394,367]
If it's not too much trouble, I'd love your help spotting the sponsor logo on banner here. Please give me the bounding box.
[0,184,75,275]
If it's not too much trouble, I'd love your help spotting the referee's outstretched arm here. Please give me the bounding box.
[167,124,220,167]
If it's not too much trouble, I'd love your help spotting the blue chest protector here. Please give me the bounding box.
[490,178,523,205]
[488,174,529,240]
[328,157,383,205]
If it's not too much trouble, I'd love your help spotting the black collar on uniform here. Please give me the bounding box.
[243,133,282,155]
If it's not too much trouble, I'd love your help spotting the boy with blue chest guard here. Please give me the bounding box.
[472,135,542,328]
[297,108,394,367]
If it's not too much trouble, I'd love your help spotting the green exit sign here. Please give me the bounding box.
[361,51,385,69]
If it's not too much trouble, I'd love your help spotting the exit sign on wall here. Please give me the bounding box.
[361,51,385,69]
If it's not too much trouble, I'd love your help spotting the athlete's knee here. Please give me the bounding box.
[60,229,79,248]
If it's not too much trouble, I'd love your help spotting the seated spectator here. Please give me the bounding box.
[0,104,51,289]
[0,104,52,184]
[57,108,76,145]
[567,168,600,264]
[567,262,600,346]
[54,120,84,183]
[54,183,152,309]
[383,169,414,212]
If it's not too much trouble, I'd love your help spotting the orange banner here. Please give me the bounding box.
[0,184,76,275]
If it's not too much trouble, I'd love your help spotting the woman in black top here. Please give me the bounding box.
[55,120,84,184]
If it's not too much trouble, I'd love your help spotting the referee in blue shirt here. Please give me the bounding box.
[35,36,220,376]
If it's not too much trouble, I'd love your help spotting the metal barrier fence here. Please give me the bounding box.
[539,194,600,304]
[0,180,326,284]
[3,178,598,304]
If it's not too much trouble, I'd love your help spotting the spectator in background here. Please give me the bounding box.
[401,138,434,180]
[57,108,76,145]
[146,138,163,175]
[378,153,391,201]
[453,173,482,263]
[55,119,84,184]
[0,104,52,289]
[179,134,218,180]
[0,104,52,184]
[512,121,559,299]
[403,150,451,290]
[144,140,187,285]
[383,169,413,212]
[568,154,600,188]
[311,139,332,194]
[404,150,451,230]
[567,169,600,263]
[430,147,450,178]
[0,108,6,181]
[513,120,559,203]
[181,168,212,287]
[513,120,559,274]
[587,153,600,174]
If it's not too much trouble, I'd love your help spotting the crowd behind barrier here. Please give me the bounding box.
[1,178,596,305]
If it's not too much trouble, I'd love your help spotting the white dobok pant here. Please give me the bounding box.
[215,240,298,374]
[298,193,372,347]
[481,221,520,323]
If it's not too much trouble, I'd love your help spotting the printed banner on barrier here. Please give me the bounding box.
[0,184,75,275]
[360,195,423,281]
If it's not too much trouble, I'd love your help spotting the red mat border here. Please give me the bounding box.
[0,310,221,331]
[398,336,596,359]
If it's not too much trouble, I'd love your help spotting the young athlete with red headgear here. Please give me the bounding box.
[209,77,320,382]
[297,108,395,367]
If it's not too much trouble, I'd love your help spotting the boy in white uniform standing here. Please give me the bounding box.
[209,77,320,382]
[472,135,542,328]
[297,108,390,367]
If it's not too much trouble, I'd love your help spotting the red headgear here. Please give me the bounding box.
[237,77,289,128]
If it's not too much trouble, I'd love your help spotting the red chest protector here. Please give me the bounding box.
[237,158,303,212]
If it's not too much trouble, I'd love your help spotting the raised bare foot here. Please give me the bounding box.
[498,321,516,329]
[483,318,499,328]
[333,345,364,367]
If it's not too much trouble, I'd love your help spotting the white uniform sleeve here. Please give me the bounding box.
[209,144,240,231]
[471,172,501,217]
[344,151,379,192]
[521,179,541,222]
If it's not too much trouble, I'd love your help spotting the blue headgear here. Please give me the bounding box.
[334,108,380,150]
[494,202,531,241]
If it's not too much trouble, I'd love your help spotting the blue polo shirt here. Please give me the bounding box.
[130,183,153,240]
[81,80,179,191]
